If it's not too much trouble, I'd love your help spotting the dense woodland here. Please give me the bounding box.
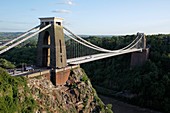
[1,38,37,66]
[82,34,170,113]
[0,33,170,113]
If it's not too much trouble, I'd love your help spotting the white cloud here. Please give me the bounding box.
[52,9,72,14]
[55,0,75,5]
[67,0,73,5]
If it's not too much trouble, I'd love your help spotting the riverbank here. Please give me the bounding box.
[99,95,162,113]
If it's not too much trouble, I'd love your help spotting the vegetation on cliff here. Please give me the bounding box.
[0,57,112,112]
[0,58,15,69]
[0,67,37,113]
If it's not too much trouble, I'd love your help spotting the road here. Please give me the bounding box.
[99,95,162,113]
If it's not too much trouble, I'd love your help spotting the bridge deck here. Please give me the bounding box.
[10,68,50,77]
[10,65,79,77]
[67,48,142,64]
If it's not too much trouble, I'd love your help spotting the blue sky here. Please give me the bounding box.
[0,0,170,35]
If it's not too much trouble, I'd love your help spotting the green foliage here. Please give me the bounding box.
[0,67,37,113]
[0,32,169,112]
[94,94,113,113]
[82,34,170,113]
[71,83,77,89]
[81,74,88,83]
[1,36,37,66]
[0,58,15,69]
[2,46,37,66]
[105,104,113,113]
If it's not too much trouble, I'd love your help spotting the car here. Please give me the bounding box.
[25,66,34,71]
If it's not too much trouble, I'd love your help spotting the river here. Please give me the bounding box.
[99,95,162,113]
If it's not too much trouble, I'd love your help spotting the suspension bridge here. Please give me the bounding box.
[0,17,148,85]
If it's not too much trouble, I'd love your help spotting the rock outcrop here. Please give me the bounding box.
[27,67,113,113]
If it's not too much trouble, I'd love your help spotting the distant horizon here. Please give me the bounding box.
[0,31,170,36]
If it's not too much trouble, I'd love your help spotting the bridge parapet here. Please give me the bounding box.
[24,65,79,85]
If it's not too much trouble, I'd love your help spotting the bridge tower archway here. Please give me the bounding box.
[42,31,50,67]
[43,31,50,45]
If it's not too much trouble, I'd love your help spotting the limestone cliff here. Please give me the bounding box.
[27,67,113,113]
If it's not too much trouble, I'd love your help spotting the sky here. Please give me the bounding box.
[0,0,170,35]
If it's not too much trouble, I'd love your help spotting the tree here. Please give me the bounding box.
[0,58,15,69]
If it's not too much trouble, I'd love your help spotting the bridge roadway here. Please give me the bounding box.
[8,48,142,77]
[67,48,142,64]
[9,65,79,77]
[9,68,50,77]
[9,48,141,77]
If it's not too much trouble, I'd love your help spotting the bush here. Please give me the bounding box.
[0,58,15,69]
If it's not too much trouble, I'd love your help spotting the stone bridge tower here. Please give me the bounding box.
[36,17,70,86]
[37,17,67,69]
[130,33,149,67]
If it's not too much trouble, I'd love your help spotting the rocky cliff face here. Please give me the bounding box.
[27,67,113,113]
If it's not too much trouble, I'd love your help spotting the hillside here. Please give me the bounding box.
[82,35,170,113]
[0,67,113,113]
[0,67,37,113]
[0,33,170,113]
